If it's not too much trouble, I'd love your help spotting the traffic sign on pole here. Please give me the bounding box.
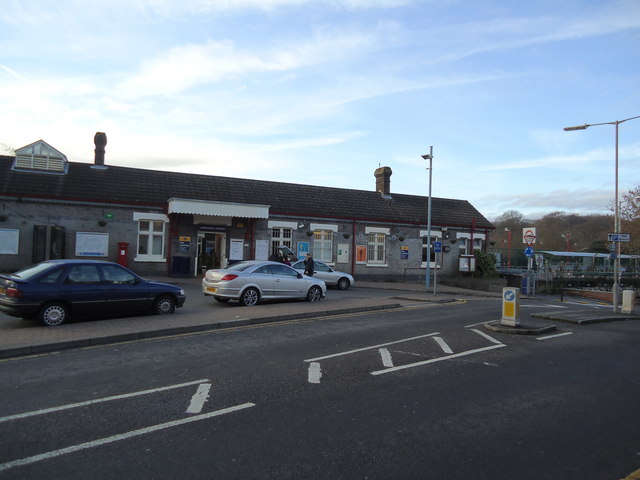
[522,227,536,246]
[608,233,630,242]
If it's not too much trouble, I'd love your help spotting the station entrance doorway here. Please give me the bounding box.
[197,232,227,274]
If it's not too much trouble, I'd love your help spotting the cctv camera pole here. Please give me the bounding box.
[423,146,434,290]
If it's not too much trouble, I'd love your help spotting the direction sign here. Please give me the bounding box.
[608,233,630,243]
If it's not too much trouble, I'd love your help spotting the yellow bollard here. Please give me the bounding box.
[501,287,520,327]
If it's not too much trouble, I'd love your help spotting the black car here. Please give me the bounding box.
[0,260,186,326]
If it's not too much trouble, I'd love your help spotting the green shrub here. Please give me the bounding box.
[475,250,498,277]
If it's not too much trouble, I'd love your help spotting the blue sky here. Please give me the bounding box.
[1,0,639,220]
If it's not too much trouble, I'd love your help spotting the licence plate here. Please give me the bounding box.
[206,286,217,293]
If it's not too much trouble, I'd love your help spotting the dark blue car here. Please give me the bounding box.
[0,260,186,326]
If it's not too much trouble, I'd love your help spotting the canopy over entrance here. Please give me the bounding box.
[168,198,270,218]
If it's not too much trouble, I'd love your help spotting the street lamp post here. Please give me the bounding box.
[422,146,434,290]
[564,114,640,313]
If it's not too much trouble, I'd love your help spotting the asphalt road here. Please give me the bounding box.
[1,297,639,479]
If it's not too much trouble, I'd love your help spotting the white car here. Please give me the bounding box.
[202,260,326,306]
[291,260,354,290]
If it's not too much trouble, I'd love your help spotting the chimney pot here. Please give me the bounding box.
[93,132,107,167]
[374,166,392,197]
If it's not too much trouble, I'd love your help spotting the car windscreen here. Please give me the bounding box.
[10,262,58,280]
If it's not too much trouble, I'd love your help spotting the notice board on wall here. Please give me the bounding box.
[76,232,109,257]
[229,238,244,261]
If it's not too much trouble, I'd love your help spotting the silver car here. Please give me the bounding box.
[202,260,327,306]
[291,260,354,290]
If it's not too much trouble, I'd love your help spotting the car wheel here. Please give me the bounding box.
[213,296,230,303]
[154,295,176,315]
[307,285,322,302]
[240,288,259,306]
[336,277,351,290]
[39,302,68,326]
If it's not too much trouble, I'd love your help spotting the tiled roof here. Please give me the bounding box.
[0,155,493,230]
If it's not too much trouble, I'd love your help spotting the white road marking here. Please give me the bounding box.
[0,379,210,424]
[469,328,503,345]
[536,332,574,341]
[464,321,489,328]
[308,362,322,384]
[370,344,506,375]
[0,403,256,473]
[304,332,440,362]
[379,348,394,367]
[186,383,211,414]
[521,304,567,308]
[433,337,453,354]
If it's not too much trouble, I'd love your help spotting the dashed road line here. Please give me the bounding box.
[0,379,210,423]
[186,383,212,414]
[379,348,394,367]
[536,332,574,341]
[433,336,453,354]
[0,403,256,473]
[469,328,503,345]
[370,344,507,375]
[307,362,322,384]
[304,332,440,363]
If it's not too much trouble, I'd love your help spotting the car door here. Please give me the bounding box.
[61,264,107,316]
[249,265,275,297]
[307,261,336,285]
[269,264,305,298]
[100,264,150,314]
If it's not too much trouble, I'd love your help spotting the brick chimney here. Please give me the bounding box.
[374,166,392,198]
[93,132,107,168]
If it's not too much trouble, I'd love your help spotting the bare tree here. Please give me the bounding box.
[620,185,640,253]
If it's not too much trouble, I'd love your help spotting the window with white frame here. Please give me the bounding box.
[270,227,292,255]
[364,227,389,265]
[458,237,469,255]
[367,233,386,264]
[313,230,333,263]
[133,213,168,262]
[309,223,337,263]
[457,233,485,256]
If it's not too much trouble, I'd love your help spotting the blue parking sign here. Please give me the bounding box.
[434,241,442,253]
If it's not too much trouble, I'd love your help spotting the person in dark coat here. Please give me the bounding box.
[304,252,315,276]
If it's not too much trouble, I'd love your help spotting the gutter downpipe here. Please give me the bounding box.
[352,219,357,276]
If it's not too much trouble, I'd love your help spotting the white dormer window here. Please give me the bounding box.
[13,140,67,173]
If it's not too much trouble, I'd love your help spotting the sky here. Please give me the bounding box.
[1,0,639,221]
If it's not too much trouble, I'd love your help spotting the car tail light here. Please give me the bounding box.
[6,286,22,298]
[220,274,239,281]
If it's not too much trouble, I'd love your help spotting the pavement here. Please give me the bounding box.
[0,277,637,360]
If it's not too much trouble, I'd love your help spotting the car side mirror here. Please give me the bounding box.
[297,273,303,279]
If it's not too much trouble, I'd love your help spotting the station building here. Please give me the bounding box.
[0,134,494,281]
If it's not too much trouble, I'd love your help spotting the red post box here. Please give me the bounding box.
[117,242,129,267]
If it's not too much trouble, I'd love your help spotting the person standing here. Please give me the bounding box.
[304,252,315,276]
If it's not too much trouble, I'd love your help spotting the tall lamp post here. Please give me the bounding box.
[564,114,640,313]
[422,146,434,290]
